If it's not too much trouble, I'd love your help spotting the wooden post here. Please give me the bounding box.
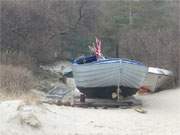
[117,84,120,101]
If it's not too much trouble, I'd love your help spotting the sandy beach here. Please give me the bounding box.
[0,88,180,135]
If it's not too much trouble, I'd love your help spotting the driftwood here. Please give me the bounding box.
[134,107,147,113]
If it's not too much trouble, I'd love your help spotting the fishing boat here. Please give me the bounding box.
[72,56,148,98]
[67,38,173,98]
[141,67,173,92]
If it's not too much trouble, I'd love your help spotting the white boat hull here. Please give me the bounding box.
[73,59,148,89]
[142,67,174,92]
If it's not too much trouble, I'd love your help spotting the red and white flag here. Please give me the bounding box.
[95,37,102,58]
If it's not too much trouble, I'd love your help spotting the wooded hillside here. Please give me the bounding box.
[0,0,180,86]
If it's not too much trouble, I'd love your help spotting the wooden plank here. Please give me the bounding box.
[73,98,142,108]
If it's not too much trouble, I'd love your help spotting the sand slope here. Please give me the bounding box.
[0,88,180,135]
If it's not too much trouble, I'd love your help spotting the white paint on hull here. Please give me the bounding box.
[142,67,174,92]
[72,59,148,89]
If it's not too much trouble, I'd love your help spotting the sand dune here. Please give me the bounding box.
[0,88,180,135]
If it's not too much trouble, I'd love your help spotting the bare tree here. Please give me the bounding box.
[1,0,99,63]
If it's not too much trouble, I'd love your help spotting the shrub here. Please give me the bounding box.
[0,64,36,94]
[0,51,36,70]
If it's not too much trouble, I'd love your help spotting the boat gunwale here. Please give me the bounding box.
[73,58,145,66]
[148,67,173,76]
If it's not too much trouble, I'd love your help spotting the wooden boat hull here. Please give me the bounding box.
[73,58,148,98]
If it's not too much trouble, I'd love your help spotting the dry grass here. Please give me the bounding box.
[0,64,37,95]
[0,90,40,104]
[0,52,40,104]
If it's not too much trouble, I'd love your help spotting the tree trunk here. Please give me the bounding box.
[115,44,119,57]
[177,0,180,86]
[129,1,133,25]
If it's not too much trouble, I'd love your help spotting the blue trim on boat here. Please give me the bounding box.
[73,55,97,64]
[73,56,144,66]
